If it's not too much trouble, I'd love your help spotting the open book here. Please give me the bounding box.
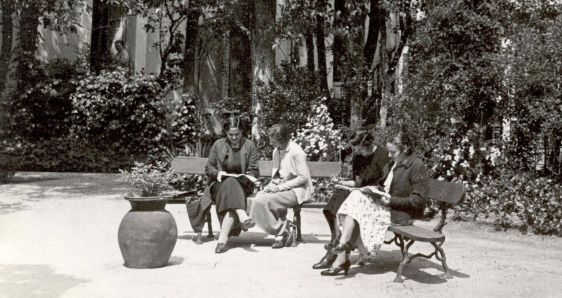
[222,173,258,183]
[334,184,391,198]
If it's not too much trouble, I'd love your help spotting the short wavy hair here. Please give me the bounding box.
[267,123,291,145]
[385,126,417,155]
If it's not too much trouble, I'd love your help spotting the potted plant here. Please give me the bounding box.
[117,161,178,269]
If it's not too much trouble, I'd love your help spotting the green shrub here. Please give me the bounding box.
[70,70,202,159]
[459,173,561,236]
[9,59,84,141]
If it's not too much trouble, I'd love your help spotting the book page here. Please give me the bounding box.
[223,173,258,183]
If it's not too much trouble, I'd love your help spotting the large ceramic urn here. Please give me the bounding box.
[118,197,178,269]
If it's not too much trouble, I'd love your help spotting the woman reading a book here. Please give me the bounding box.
[204,115,259,253]
[312,129,390,270]
[248,123,313,249]
[320,126,429,276]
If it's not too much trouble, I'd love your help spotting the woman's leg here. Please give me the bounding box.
[329,214,355,267]
[217,210,235,244]
[235,209,250,223]
[338,214,356,247]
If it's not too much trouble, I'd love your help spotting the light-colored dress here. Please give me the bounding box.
[337,163,396,255]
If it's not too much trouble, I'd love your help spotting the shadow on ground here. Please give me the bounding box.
[343,250,470,284]
[0,264,87,298]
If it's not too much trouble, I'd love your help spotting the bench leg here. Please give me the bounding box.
[293,207,302,242]
[432,242,452,279]
[206,209,214,239]
[394,236,415,283]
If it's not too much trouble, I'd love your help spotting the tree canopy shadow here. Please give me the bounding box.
[0,264,87,297]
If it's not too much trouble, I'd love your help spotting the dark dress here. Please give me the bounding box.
[211,148,255,225]
[187,138,258,234]
[324,146,390,216]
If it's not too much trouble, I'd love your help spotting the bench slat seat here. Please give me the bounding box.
[384,180,466,283]
[388,225,445,242]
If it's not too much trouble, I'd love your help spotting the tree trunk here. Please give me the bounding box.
[0,0,13,96]
[304,28,315,75]
[364,0,380,68]
[228,0,253,100]
[0,0,14,129]
[315,1,329,95]
[250,0,276,138]
[17,1,41,92]
[183,9,200,94]
[90,0,111,73]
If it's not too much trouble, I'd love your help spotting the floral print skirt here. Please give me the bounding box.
[337,190,391,255]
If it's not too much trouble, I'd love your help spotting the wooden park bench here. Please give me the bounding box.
[383,179,466,282]
[170,156,341,242]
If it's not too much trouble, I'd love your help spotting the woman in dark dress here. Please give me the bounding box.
[204,116,259,253]
[312,130,389,269]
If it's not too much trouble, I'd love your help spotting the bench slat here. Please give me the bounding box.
[388,225,445,242]
[172,156,342,178]
[258,160,341,178]
[171,157,207,174]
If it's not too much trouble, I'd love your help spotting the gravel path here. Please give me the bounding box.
[1,172,561,298]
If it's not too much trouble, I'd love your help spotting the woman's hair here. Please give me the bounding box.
[349,130,373,148]
[385,126,416,155]
[268,123,291,145]
[223,115,241,132]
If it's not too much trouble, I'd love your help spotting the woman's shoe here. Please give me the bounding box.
[357,252,377,266]
[312,252,337,270]
[320,260,351,276]
[272,222,295,249]
[241,218,256,231]
[215,243,228,254]
[331,242,354,254]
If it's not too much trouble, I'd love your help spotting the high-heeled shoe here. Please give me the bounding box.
[272,222,295,249]
[312,252,337,269]
[215,242,228,254]
[357,252,377,266]
[330,242,354,254]
[320,260,351,276]
[241,218,255,231]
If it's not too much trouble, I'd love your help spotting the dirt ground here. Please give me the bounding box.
[0,172,561,298]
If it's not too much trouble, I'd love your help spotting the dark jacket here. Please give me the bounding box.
[205,137,259,181]
[355,146,390,187]
[187,137,258,232]
[381,154,429,224]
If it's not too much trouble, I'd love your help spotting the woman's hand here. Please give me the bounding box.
[264,184,280,193]
[380,195,390,206]
[339,180,356,187]
[217,171,227,182]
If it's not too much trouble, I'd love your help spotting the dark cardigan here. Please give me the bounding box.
[381,154,430,224]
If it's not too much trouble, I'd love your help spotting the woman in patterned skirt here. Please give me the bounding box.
[321,127,429,276]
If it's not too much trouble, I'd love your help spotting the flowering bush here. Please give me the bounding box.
[427,128,498,182]
[120,161,173,197]
[294,99,342,162]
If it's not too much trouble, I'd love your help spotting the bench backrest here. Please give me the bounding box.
[427,179,466,205]
[171,156,342,178]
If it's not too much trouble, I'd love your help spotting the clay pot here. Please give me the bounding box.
[118,196,178,269]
